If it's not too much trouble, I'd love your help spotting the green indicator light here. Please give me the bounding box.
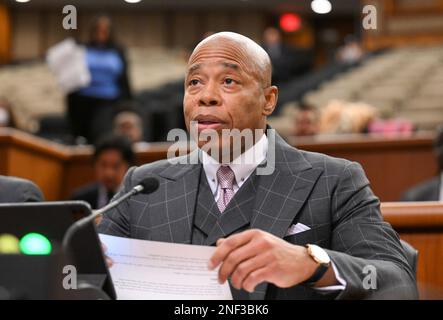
[19,233,52,255]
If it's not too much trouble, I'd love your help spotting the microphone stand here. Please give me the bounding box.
[61,185,143,252]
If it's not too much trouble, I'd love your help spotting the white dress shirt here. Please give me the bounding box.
[199,134,346,291]
[201,134,268,201]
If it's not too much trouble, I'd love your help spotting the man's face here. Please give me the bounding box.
[295,110,319,136]
[94,18,111,44]
[263,28,281,46]
[183,40,274,156]
[114,114,143,143]
[94,150,129,192]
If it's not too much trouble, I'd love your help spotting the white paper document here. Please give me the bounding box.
[99,234,233,300]
[46,38,91,93]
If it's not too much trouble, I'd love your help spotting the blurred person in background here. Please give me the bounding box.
[293,104,320,137]
[67,15,132,144]
[336,35,364,64]
[367,118,414,135]
[70,135,134,209]
[262,27,313,86]
[401,126,443,201]
[0,97,17,128]
[319,100,377,134]
[113,108,144,144]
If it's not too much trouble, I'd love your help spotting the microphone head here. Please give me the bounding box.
[138,177,160,194]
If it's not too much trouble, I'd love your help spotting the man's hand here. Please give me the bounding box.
[208,229,337,292]
[101,242,114,268]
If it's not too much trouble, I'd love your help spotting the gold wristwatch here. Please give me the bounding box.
[300,244,331,286]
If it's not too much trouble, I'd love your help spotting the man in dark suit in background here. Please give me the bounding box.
[71,135,134,209]
[262,27,313,86]
[0,175,44,202]
[98,32,417,299]
[401,126,443,201]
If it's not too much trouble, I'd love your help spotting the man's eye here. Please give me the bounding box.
[189,79,200,86]
[224,78,236,85]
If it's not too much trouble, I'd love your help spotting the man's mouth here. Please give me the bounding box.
[197,121,223,130]
[193,116,225,131]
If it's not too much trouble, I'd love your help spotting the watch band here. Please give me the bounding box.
[300,262,329,286]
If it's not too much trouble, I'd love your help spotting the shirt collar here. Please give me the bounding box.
[200,134,268,189]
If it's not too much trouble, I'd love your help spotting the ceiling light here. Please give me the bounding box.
[311,0,332,15]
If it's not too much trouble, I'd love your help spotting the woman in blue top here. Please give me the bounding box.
[67,15,132,144]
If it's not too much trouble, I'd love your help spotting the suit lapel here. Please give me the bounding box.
[249,133,323,300]
[251,167,323,239]
[252,134,323,238]
[193,172,221,242]
[151,151,201,244]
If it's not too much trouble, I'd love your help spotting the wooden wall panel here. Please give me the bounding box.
[0,2,11,64]
[11,10,42,61]
[6,9,267,62]
[363,0,443,50]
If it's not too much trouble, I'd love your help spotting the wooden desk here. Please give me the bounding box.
[0,128,70,201]
[52,131,443,202]
[290,133,437,201]
[382,202,443,299]
[0,129,437,202]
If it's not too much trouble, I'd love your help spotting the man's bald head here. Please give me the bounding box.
[188,32,273,88]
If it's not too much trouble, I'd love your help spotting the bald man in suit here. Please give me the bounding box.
[98,32,417,300]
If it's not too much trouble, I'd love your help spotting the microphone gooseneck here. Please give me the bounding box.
[61,177,159,252]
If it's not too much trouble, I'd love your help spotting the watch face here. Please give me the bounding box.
[309,245,331,264]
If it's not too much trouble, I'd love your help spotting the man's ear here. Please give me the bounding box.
[263,86,278,117]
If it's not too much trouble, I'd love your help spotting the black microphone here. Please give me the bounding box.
[62,177,159,251]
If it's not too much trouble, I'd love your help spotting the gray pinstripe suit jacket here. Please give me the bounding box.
[97,133,418,300]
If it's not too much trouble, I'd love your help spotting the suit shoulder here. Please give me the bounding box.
[290,149,372,198]
[130,154,193,181]
[298,149,359,174]
[132,157,176,175]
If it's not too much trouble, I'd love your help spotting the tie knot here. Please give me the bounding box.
[217,165,235,190]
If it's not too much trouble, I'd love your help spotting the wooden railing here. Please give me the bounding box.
[382,202,443,299]
[0,128,171,200]
[0,128,437,201]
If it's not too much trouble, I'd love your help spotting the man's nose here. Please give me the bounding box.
[199,81,221,107]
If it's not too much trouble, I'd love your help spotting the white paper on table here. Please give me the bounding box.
[46,38,91,94]
[99,234,233,300]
